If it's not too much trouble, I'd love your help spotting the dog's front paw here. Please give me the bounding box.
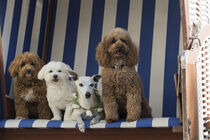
[90,118,100,125]
[126,115,140,122]
[63,117,72,121]
[78,122,85,133]
[106,117,118,123]
[51,116,61,120]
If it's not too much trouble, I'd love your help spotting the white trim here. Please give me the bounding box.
[32,119,49,128]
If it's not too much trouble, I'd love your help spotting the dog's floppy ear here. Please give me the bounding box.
[62,63,73,76]
[92,75,101,83]
[126,42,139,66]
[9,59,19,77]
[96,36,110,67]
[38,64,47,80]
[68,71,78,81]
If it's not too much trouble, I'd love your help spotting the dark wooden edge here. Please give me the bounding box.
[174,73,182,123]
[0,31,7,119]
[178,57,183,123]
[180,0,190,50]
[42,0,54,64]
[0,128,183,140]
[4,98,15,119]
[173,126,183,133]
[0,128,182,135]
[0,30,15,119]
[174,57,183,123]
[181,66,188,140]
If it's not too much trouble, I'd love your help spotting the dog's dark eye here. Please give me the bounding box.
[21,63,25,67]
[31,62,35,66]
[90,83,94,87]
[79,83,83,87]
[49,70,53,73]
[58,70,62,72]
[111,39,116,44]
[121,39,126,43]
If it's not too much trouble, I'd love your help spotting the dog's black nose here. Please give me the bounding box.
[85,92,91,98]
[26,69,31,74]
[53,74,58,79]
[118,46,123,49]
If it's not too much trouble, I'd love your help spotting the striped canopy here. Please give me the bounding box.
[0,0,182,119]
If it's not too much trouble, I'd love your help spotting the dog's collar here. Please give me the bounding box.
[111,64,125,70]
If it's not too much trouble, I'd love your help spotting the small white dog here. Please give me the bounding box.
[38,61,76,121]
[69,71,104,133]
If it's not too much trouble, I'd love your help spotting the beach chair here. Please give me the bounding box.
[0,0,209,139]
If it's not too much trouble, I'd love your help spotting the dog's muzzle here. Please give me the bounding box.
[85,92,91,99]
[52,74,58,82]
[116,46,123,54]
[26,69,31,74]
[25,69,32,77]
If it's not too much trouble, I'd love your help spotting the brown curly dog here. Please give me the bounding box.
[96,28,152,123]
[9,52,52,119]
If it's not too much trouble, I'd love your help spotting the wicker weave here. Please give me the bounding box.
[188,0,209,27]
[197,36,210,140]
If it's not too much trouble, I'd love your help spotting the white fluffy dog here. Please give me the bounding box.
[69,71,104,133]
[38,61,76,121]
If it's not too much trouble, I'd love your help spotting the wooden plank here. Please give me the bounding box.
[0,128,183,140]
[179,0,190,50]
[186,63,198,140]
[185,49,199,140]
[181,64,188,140]
[173,126,183,133]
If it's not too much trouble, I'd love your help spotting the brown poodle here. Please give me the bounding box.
[9,52,52,119]
[96,28,152,123]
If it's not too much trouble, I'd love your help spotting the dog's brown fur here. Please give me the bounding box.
[96,28,152,123]
[9,52,51,119]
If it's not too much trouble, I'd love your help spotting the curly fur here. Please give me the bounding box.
[96,28,152,123]
[9,52,52,119]
[38,61,77,121]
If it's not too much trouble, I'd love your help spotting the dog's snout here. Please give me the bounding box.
[26,69,31,74]
[53,74,58,79]
[85,92,91,98]
[118,46,123,49]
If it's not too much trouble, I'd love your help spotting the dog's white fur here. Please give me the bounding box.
[38,61,76,121]
[69,72,104,132]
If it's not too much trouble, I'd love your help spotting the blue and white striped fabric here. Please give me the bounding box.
[0,0,183,120]
[0,117,180,128]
